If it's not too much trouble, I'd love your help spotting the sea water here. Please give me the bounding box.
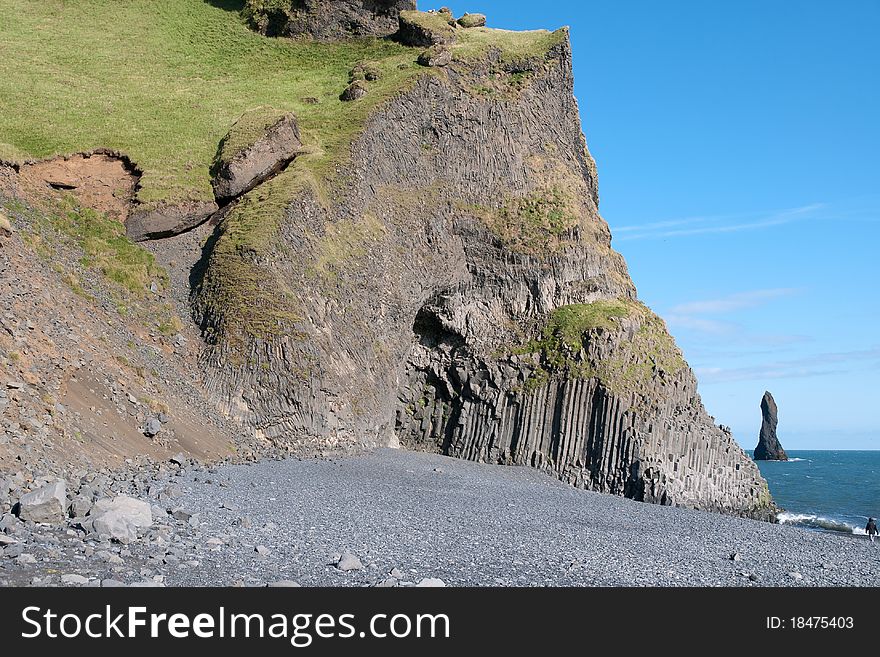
[752,450,880,535]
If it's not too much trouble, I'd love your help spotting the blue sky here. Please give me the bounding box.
[441,1,880,449]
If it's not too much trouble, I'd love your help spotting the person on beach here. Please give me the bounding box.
[866,518,878,543]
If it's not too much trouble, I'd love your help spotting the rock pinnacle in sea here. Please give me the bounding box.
[753,391,788,461]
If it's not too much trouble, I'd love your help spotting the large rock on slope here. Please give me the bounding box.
[243,0,415,39]
[211,109,302,203]
[86,495,153,543]
[194,28,774,518]
[754,391,788,461]
[126,199,218,242]
[17,480,66,523]
[397,10,458,47]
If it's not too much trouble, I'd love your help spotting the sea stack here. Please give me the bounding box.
[754,391,788,461]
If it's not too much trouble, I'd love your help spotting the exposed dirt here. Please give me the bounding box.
[17,152,138,222]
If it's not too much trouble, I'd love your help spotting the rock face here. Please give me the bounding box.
[754,391,788,461]
[211,109,302,203]
[243,0,416,39]
[194,29,774,518]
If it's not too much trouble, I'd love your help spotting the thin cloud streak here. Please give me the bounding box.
[696,347,880,384]
[612,203,826,241]
[665,314,738,335]
[670,288,799,315]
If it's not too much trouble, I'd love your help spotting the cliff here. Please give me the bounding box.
[754,391,788,461]
[192,11,773,517]
[0,2,774,519]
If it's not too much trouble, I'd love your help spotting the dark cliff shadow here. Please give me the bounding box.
[188,216,225,337]
[203,0,245,12]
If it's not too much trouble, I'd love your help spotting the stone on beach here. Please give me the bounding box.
[336,552,363,571]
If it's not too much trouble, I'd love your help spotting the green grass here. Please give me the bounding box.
[0,1,573,351]
[15,197,168,301]
[0,0,425,208]
[2,193,182,337]
[544,300,633,348]
[66,209,167,296]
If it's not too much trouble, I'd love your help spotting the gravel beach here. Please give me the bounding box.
[2,449,878,587]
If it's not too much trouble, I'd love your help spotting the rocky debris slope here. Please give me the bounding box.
[0,451,874,587]
[192,21,773,518]
[754,391,788,461]
[243,0,416,39]
[0,166,243,474]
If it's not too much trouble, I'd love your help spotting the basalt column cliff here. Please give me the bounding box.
[194,8,774,518]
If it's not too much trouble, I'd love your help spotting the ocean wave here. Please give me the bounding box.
[786,458,807,462]
[777,512,867,535]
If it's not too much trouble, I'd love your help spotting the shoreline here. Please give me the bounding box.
[2,448,879,587]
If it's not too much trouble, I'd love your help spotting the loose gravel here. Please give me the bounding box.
[3,449,879,587]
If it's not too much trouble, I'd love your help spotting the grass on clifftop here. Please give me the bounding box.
[454,26,568,64]
[0,0,423,208]
[0,1,568,212]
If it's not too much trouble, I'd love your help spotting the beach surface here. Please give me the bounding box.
[2,449,878,587]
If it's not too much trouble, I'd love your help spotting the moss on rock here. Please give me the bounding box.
[398,10,457,47]
[457,13,486,29]
[513,298,686,398]
[470,187,580,255]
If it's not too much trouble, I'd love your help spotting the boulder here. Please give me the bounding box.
[335,552,363,571]
[17,480,66,524]
[211,109,301,203]
[349,61,381,83]
[69,495,93,518]
[415,577,446,587]
[417,45,453,68]
[144,418,162,437]
[243,0,415,40]
[126,200,218,242]
[88,495,152,543]
[457,13,486,28]
[753,391,788,461]
[397,10,457,47]
[340,81,368,102]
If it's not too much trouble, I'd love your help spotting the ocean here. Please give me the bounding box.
[753,450,880,535]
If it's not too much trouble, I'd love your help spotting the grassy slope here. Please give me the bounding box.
[0,2,563,209]
[0,0,422,207]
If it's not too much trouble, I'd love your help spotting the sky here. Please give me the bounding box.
[440,0,880,449]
